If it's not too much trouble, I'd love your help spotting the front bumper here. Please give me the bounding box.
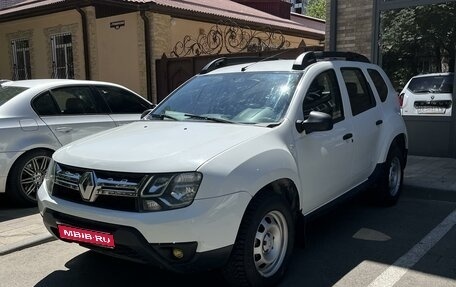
[38,183,251,272]
[42,208,232,272]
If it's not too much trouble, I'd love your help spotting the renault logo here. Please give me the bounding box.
[79,172,97,202]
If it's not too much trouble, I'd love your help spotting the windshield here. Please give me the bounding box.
[0,86,28,106]
[151,72,302,125]
[408,75,454,93]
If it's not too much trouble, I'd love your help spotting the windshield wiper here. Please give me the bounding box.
[146,113,179,121]
[184,113,235,124]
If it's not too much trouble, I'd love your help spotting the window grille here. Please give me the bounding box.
[51,33,74,79]
[11,39,31,80]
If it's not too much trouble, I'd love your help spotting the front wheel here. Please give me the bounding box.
[223,192,295,287]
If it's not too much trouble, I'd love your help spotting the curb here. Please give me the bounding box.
[0,233,56,256]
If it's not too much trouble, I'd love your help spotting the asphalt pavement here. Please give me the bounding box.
[0,155,455,256]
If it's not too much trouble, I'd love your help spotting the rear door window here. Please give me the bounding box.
[50,86,100,115]
[341,68,377,116]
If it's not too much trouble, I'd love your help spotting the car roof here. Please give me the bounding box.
[4,79,124,89]
[207,60,298,74]
[205,59,371,74]
[199,51,372,75]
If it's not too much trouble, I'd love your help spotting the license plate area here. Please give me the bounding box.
[416,106,446,114]
[58,224,115,248]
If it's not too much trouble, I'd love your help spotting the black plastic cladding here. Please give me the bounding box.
[199,51,370,74]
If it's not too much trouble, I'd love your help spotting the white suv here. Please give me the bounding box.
[400,73,453,116]
[38,51,408,287]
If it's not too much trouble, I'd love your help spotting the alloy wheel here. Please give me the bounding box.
[19,155,51,201]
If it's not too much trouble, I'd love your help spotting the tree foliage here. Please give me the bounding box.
[306,0,326,20]
[381,3,456,88]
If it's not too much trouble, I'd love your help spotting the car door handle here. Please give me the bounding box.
[55,127,73,133]
[343,133,353,140]
[376,120,383,126]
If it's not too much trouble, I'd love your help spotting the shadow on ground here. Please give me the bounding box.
[0,194,38,222]
[35,250,228,287]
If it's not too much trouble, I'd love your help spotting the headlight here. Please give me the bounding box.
[141,172,202,211]
[44,159,56,194]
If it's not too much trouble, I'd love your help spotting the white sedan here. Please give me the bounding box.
[0,79,153,206]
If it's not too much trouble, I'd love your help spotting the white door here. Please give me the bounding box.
[340,68,382,181]
[294,69,355,214]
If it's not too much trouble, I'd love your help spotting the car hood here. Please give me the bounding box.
[53,121,270,172]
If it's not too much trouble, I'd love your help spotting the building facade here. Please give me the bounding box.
[325,0,456,158]
[0,0,325,103]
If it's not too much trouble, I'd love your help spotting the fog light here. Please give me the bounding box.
[143,199,162,211]
[172,248,184,259]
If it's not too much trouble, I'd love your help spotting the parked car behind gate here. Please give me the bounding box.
[399,72,453,116]
[0,79,153,206]
[38,52,408,287]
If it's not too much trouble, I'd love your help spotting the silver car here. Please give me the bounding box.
[0,79,153,206]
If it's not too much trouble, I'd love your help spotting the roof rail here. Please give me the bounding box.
[292,51,370,70]
[200,57,263,74]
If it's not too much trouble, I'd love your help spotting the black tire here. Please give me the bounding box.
[376,146,404,206]
[7,150,52,207]
[223,192,295,287]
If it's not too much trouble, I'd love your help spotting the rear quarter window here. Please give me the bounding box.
[368,69,388,102]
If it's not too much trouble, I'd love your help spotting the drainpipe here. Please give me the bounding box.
[141,10,152,102]
[77,7,91,80]
[329,0,338,51]
[371,0,379,64]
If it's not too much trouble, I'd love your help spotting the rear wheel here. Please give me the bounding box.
[223,192,295,287]
[376,146,404,206]
[7,150,52,207]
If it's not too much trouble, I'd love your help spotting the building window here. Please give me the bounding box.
[51,33,74,79]
[11,39,31,80]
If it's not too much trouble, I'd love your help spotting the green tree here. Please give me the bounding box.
[306,0,326,20]
[380,3,456,88]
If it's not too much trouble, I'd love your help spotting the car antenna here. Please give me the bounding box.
[240,49,293,72]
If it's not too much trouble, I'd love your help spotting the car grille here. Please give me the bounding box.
[52,163,148,212]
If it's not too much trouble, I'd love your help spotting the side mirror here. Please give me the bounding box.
[295,111,333,134]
